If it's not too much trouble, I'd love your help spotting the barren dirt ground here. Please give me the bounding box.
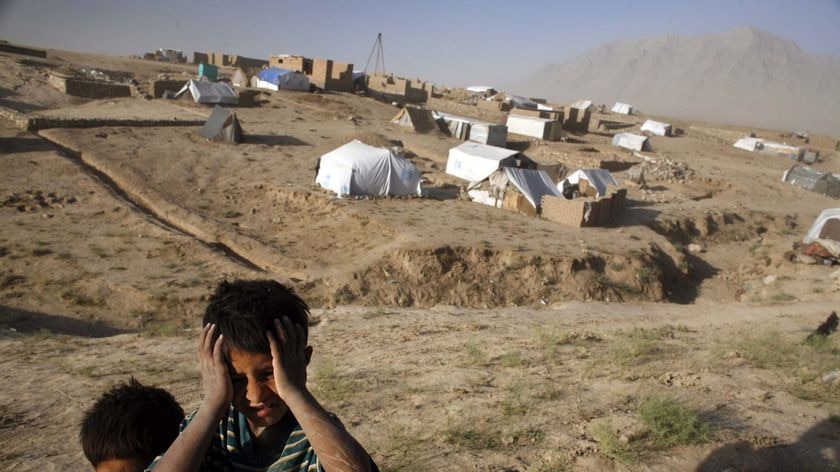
[1,47,839,471]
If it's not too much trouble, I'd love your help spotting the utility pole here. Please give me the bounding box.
[363,33,385,75]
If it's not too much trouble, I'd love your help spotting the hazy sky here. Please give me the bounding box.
[1,0,838,87]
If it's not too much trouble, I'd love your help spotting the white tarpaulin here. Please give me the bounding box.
[734,137,762,152]
[804,208,840,244]
[503,167,562,209]
[611,102,632,114]
[570,99,593,110]
[506,115,554,139]
[733,136,804,159]
[640,119,671,137]
[560,169,618,198]
[446,142,520,183]
[466,85,495,94]
[434,111,507,147]
[256,67,310,91]
[612,132,650,152]
[315,140,421,197]
[175,80,238,105]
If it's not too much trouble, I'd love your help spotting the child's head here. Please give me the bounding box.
[80,378,184,472]
[203,279,311,354]
[203,279,312,428]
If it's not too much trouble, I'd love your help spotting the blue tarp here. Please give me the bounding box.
[258,67,293,84]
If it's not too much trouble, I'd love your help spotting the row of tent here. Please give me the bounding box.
[312,138,618,222]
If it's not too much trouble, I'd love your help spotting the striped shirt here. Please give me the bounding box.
[147,406,322,472]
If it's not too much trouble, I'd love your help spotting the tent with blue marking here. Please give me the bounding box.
[256,67,310,91]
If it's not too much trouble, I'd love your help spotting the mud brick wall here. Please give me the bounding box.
[563,107,592,133]
[269,55,312,74]
[193,52,210,64]
[48,75,130,98]
[229,55,268,69]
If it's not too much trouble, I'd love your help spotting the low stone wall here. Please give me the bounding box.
[0,106,203,132]
[48,74,131,99]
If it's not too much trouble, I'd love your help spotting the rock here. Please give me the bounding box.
[763,275,777,285]
[830,269,840,280]
[821,371,840,384]
[687,243,703,254]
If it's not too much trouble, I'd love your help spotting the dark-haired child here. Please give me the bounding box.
[148,279,377,472]
[81,377,185,472]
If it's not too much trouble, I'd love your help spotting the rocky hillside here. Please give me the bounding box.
[512,27,840,135]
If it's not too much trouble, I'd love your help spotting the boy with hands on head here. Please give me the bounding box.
[148,279,377,472]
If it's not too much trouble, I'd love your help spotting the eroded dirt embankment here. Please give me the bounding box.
[305,243,686,307]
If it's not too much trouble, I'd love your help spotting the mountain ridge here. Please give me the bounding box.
[510,27,840,135]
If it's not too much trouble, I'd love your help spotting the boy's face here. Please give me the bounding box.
[227,346,311,431]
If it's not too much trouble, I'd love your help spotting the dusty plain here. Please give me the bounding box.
[0,47,839,471]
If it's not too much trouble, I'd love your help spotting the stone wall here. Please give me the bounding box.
[48,74,131,99]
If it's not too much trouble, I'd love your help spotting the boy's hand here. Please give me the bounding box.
[266,317,308,398]
[198,323,232,415]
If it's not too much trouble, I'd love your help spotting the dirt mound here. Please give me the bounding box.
[342,131,403,149]
[649,210,787,246]
[313,244,681,307]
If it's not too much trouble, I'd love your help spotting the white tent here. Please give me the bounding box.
[733,136,804,159]
[560,169,618,198]
[611,102,632,114]
[804,209,840,244]
[315,140,421,197]
[466,85,496,94]
[503,167,562,209]
[612,132,650,152]
[434,111,507,147]
[570,99,593,111]
[506,114,562,141]
[640,119,671,137]
[734,137,762,152]
[175,80,238,105]
[446,142,521,183]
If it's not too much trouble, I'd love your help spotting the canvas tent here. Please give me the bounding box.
[611,102,632,114]
[256,67,310,91]
[199,106,241,144]
[503,167,563,209]
[446,142,529,183]
[640,119,672,137]
[734,137,762,152]
[175,80,238,105]
[434,111,508,147]
[506,115,563,141]
[803,209,840,244]
[782,165,840,199]
[315,140,421,197]
[612,132,650,152]
[391,106,442,133]
[560,169,618,198]
[467,85,496,95]
[570,99,593,111]
[733,136,805,160]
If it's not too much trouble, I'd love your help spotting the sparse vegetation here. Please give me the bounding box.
[590,420,638,464]
[608,328,666,367]
[461,341,488,367]
[312,360,356,403]
[636,396,710,447]
[443,424,500,450]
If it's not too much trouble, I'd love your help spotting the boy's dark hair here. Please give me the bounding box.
[80,377,184,468]
[203,279,310,353]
